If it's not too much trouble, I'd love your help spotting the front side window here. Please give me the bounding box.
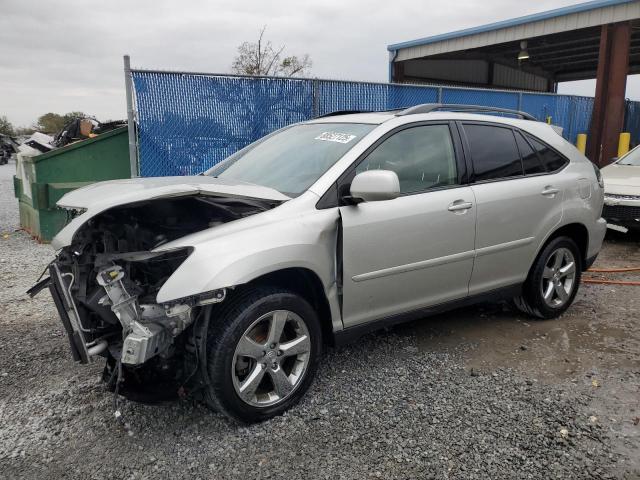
[206,123,375,197]
[355,124,457,194]
[464,124,523,181]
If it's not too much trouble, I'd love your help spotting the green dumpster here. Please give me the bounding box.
[13,126,131,243]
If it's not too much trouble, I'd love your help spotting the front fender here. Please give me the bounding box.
[155,208,340,304]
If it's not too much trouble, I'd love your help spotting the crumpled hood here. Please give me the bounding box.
[52,176,290,250]
[58,176,290,209]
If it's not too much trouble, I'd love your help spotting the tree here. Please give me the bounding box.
[35,113,64,133]
[15,126,36,136]
[0,115,14,136]
[35,112,87,134]
[231,26,312,77]
[63,112,87,124]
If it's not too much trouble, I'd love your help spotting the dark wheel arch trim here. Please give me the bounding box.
[536,223,591,272]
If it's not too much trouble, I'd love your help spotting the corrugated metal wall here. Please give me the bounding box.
[402,60,549,92]
[492,64,548,91]
[404,59,490,85]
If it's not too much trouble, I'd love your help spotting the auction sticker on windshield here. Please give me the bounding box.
[315,132,357,144]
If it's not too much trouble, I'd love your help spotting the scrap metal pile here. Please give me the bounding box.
[0,134,18,165]
[52,118,126,148]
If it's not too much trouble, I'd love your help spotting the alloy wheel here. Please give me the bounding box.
[541,247,577,308]
[231,310,311,407]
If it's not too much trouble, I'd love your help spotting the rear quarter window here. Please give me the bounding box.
[525,134,569,172]
[515,131,545,175]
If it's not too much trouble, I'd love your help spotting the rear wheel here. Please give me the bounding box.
[203,287,321,423]
[514,236,581,319]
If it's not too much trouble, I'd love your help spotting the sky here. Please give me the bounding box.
[2,0,639,127]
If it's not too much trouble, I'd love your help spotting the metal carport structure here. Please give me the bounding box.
[387,0,640,165]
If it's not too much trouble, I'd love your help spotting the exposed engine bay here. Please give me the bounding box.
[30,194,279,399]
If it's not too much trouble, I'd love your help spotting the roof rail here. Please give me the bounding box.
[316,110,369,118]
[397,103,537,121]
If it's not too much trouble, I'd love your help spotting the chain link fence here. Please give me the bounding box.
[129,70,639,177]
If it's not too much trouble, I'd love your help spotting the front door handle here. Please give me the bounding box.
[541,186,560,197]
[448,200,473,212]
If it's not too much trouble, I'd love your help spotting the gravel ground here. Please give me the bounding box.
[1,159,638,479]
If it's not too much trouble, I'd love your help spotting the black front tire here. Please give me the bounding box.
[203,286,321,423]
[514,236,582,319]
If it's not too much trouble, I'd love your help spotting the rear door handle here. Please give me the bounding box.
[448,200,473,212]
[541,186,560,197]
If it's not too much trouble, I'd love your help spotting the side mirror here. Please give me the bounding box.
[349,170,400,203]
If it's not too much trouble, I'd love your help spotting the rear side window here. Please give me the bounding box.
[464,124,523,181]
[515,131,545,175]
[525,134,568,172]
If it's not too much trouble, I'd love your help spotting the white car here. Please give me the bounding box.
[31,104,607,422]
[601,146,640,232]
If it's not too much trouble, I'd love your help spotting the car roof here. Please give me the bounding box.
[309,104,535,123]
[306,110,566,151]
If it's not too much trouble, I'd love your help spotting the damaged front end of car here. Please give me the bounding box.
[30,192,280,401]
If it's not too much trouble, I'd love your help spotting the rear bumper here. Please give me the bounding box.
[587,217,607,262]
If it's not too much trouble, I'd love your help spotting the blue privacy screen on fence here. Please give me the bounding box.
[132,73,313,176]
[131,71,640,177]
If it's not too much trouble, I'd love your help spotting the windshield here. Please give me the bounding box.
[618,146,640,166]
[205,123,375,196]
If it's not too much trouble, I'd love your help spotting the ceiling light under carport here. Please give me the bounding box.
[518,40,530,61]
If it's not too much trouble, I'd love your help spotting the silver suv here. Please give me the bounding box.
[32,104,607,422]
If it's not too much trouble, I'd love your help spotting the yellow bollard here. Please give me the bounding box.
[618,132,631,158]
[576,134,587,155]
